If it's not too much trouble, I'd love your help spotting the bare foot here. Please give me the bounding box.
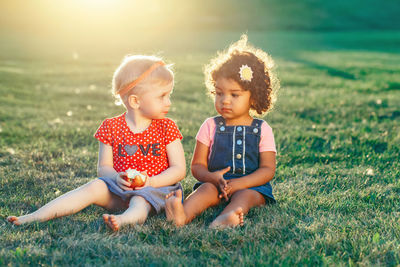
[102,214,122,231]
[209,207,244,229]
[164,192,175,222]
[165,189,186,226]
[7,216,21,226]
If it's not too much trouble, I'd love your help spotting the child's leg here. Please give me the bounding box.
[165,182,221,226]
[103,196,152,231]
[7,179,124,225]
[209,189,266,228]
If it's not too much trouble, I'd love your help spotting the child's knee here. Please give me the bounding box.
[198,182,218,194]
[231,189,266,206]
[196,183,220,205]
[85,179,108,194]
[130,196,152,211]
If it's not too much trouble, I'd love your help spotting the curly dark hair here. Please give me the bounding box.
[204,35,279,115]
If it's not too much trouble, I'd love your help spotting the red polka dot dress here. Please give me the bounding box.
[94,112,183,213]
[95,112,182,176]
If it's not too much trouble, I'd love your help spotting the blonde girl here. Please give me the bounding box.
[8,55,186,231]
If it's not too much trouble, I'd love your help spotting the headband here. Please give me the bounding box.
[117,61,166,96]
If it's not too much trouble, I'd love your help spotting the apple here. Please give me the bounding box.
[124,169,147,189]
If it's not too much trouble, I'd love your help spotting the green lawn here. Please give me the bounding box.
[1,28,400,265]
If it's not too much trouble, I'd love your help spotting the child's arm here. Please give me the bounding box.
[225,151,276,196]
[142,139,186,188]
[97,142,131,190]
[191,141,231,200]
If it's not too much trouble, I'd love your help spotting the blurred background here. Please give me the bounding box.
[1,0,399,59]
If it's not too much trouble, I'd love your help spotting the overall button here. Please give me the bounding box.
[253,128,259,133]
[237,139,242,145]
[237,126,242,132]
[220,126,225,131]
[236,153,242,159]
[219,121,224,126]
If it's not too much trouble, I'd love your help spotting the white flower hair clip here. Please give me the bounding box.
[239,65,253,82]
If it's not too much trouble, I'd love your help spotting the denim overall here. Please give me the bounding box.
[194,116,276,203]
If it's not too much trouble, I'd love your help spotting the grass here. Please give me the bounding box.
[1,19,400,267]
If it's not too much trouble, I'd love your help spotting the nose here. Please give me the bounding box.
[165,96,171,107]
[222,95,230,105]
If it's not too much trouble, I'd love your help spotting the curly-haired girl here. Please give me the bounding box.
[165,35,280,228]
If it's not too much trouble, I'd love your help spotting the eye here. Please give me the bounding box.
[216,92,222,96]
[232,94,239,97]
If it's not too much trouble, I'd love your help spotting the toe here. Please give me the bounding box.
[7,216,21,225]
[176,189,182,198]
[240,216,244,226]
[111,221,119,231]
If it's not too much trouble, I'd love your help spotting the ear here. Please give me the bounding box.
[127,94,140,109]
[250,96,255,107]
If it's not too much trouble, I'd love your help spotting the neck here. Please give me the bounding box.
[125,110,152,133]
[224,113,253,126]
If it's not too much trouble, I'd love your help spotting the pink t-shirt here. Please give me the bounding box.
[196,117,276,157]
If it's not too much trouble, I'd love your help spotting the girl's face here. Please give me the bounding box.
[214,78,252,123]
[137,82,173,119]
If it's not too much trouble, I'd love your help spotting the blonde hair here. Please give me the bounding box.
[112,55,174,105]
[204,34,280,115]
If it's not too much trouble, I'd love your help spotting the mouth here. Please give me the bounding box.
[221,108,232,113]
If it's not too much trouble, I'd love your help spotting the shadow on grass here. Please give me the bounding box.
[289,56,356,80]
[383,82,400,91]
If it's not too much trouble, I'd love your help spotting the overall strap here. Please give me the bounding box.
[213,116,225,126]
[251,118,263,128]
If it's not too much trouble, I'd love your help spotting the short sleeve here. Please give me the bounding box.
[164,119,183,145]
[195,118,215,147]
[94,119,112,146]
[259,121,277,153]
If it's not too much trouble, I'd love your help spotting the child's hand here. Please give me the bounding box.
[115,172,132,191]
[225,179,242,198]
[212,167,231,201]
[134,171,151,190]
[218,182,232,200]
